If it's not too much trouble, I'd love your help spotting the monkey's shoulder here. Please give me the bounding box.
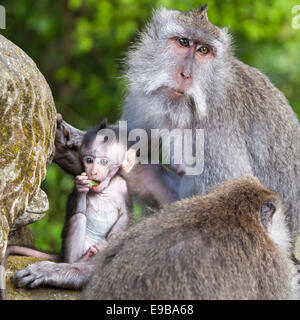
[232,58,288,101]
[107,175,128,194]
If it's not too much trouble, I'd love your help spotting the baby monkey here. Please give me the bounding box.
[62,120,136,263]
[0,120,135,299]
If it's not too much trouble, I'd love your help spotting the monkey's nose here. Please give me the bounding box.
[176,71,192,89]
[180,71,191,79]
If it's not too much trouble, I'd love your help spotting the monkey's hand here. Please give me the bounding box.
[53,114,85,176]
[75,172,91,193]
[77,246,98,262]
[11,261,93,290]
[78,243,107,262]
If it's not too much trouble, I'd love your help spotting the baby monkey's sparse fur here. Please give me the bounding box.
[83,175,296,300]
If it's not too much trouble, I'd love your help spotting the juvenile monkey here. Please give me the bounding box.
[5,121,135,293]
[61,120,136,263]
[82,175,297,300]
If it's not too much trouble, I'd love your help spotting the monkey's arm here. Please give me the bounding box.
[64,193,88,263]
[53,114,85,176]
[11,259,96,290]
[121,164,180,207]
[107,207,130,242]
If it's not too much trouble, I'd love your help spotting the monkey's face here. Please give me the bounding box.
[81,139,126,192]
[125,7,232,115]
[83,155,117,191]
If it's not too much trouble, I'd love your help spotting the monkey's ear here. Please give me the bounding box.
[98,118,108,130]
[260,201,276,230]
[122,149,136,173]
[199,3,208,12]
[196,3,208,20]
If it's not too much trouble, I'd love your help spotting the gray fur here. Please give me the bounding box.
[121,7,300,244]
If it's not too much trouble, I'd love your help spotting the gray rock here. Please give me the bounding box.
[0,34,56,260]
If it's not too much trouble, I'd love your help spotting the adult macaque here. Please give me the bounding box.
[82,176,298,300]
[53,5,300,254]
[61,120,136,263]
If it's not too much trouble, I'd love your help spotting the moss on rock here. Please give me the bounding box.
[0,34,56,259]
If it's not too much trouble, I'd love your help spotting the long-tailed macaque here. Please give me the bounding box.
[61,120,136,263]
[82,176,298,300]
[7,121,135,291]
[53,5,300,252]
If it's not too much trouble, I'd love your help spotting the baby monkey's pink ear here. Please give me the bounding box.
[122,149,136,173]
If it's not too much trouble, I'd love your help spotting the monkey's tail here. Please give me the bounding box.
[0,245,61,300]
[4,246,61,262]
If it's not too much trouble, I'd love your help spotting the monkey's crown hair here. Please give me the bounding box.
[98,118,108,131]
[82,118,108,147]
[191,3,208,14]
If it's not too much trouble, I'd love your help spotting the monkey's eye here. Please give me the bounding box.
[85,157,93,164]
[100,158,109,166]
[177,38,190,47]
[198,46,210,55]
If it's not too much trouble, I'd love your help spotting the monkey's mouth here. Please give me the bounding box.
[90,180,101,190]
[163,86,185,98]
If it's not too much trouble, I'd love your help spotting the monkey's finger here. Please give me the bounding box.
[78,188,90,193]
[29,277,45,288]
[56,113,63,125]
[81,172,87,176]
[16,274,37,287]
[11,269,31,280]
[79,179,90,185]
[76,175,89,181]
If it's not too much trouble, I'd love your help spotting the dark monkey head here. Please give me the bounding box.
[124,5,232,125]
[79,120,136,192]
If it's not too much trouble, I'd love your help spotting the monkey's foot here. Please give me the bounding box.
[11,261,63,288]
[11,260,93,290]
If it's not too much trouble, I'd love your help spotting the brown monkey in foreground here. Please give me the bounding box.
[82,175,297,300]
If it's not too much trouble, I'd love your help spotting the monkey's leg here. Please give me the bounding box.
[123,164,181,206]
[64,212,88,263]
[11,259,96,290]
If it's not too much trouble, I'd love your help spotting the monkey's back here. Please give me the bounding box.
[82,178,295,300]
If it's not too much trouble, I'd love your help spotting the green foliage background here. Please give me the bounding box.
[1,0,299,253]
